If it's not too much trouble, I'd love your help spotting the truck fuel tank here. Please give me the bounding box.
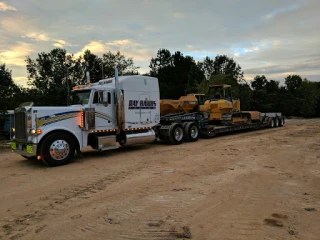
[121,129,156,146]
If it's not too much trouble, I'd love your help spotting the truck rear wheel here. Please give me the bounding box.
[184,122,199,142]
[40,132,75,166]
[168,123,184,145]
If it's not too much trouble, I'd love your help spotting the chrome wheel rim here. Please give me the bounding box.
[50,140,70,160]
[190,126,198,139]
[174,127,183,142]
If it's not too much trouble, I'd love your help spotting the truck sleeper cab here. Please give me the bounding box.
[11,69,160,166]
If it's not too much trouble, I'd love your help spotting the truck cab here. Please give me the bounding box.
[11,69,160,166]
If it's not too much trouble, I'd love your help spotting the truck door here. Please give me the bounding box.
[92,90,114,128]
[139,94,151,123]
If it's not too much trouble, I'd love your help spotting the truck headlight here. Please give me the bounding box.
[29,129,36,135]
[11,128,15,136]
[29,129,42,135]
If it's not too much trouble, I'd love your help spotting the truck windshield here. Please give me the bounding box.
[71,90,91,105]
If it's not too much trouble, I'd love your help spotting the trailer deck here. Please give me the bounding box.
[159,111,284,139]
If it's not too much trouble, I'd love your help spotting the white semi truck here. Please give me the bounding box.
[11,67,161,166]
[11,67,284,166]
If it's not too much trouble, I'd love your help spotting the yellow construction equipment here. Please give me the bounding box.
[160,94,204,116]
[160,84,260,126]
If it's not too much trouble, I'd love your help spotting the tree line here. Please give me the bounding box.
[1,48,320,118]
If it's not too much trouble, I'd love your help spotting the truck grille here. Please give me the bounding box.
[15,111,27,140]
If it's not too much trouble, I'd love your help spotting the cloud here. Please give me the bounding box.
[13,76,28,86]
[0,0,318,84]
[264,5,300,20]
[55,39,66,45]
[105,39,135,46]
[52,39,74,48]
[172,12,185,19]
[104,39,151,62]
[244,46,260,53]
[0,42,33,66]
[245,60,320,75]
[53,43,63,48]
[76,25,94,31]
[74,41,106,58]
[22,32,50,41]
[0,2,16,11]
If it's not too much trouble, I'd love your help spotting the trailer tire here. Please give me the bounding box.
[168,123,184,145]
[269,118,275,128]
[279,117,284,127]
[274,118,279,127]
[184,122,199,142]
[40,132,75,167]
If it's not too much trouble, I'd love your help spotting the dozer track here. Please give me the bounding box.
[221,112,251,126]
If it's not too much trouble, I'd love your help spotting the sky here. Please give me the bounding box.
[0,0,319,87]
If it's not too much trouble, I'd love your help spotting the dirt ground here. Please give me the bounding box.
[0,119,319,240]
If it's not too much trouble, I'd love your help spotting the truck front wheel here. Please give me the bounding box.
[40,132,75,166]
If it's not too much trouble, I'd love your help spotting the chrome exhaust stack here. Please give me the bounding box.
[114,65,124,134]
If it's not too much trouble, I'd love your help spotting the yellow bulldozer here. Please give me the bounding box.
[160,84,260,126]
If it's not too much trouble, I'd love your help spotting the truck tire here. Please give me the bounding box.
[168,123,184,145]
[40,132,75,166]
[184,122,199,142]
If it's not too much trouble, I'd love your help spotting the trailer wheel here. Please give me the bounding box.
[279,117,284,127]
[168,123,184,145]
[184,122,199,142]
[269,118,275,128]
[274,118,279,127]
[40,132,75,166]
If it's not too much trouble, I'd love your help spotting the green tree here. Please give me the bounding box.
[82,50,103,83]
[265,80,280,94]
[197,56,214,80]
[296,79,319,117]
[102,51,139,78]
[285,75,302,92]
[212,55,244,82]
[150,49,204,98]
[0,64,19,113]
[251,75,268,90]
[149,49,173,76]
[26,48,72,105]
[277,86,296,116]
